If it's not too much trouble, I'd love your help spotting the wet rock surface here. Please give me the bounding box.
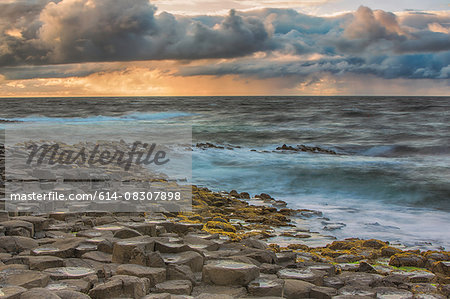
[0,186,447,298]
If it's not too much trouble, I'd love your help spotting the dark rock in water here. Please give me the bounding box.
[229,190,240,197]
[0,119,21,123]
[239,192,250,199]
[153,279,193,295]
[323,222,346,231]
[228,190,250,199]
[276,144,338,155]
[256,193,273,201]
[196,143,225,150]
[381,246,402,257]
[202,260,259,286]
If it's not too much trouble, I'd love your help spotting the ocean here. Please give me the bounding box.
[1,96,449,249]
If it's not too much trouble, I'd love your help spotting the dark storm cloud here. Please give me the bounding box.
[0,0,449,80]
[179,52,450,80]
[0,0,270,66]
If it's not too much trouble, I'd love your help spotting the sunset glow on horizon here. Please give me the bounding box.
[0,0,449,97]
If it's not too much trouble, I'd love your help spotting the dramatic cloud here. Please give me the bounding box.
[0,0,449,96]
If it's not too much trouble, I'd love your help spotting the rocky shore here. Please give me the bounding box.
[0,186,448,299]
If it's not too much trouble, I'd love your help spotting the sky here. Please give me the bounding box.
[0,0,449,96]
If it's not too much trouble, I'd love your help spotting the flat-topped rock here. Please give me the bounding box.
[277,268,325,285]
[166,265,196,284]
[81,251,112,263]
[283,279,315,299]
[12,216,50,233]
[54,290,90,299]
[155,222,203,235]
[153,280,193,295]
[183,236,219,252]
[375,287,413,299]
[113,227,143,239]
[0,286,27,299]
[0,270,50,289]
[92,224,124,232]
[76,230,112,239]
[338,285,377,297]
[32,238,86,258]
[247,277,284,297]
[202,260,259,286]
[88,275,150,299]
[111,239,155,264]
[19,288,61,299]
[43,267,96,280]
[191,285,247,297]
[119,222,157,237]
[116,264,166,287]
[338,271,383,286]
[27,256,65,271]
[46,279,91,293]
[155,241,192,254]
[0,221,34,238]
[162,251,204,272]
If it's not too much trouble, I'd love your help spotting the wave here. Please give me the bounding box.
[5,111,193,123]
[356,144,450,157]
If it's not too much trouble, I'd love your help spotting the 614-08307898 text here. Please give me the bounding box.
[9,191,182,201]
